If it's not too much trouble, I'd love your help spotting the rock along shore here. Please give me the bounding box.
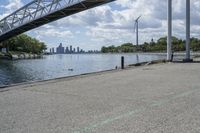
[0,52,42,60]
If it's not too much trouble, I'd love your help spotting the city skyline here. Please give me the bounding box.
[50,43,99,54]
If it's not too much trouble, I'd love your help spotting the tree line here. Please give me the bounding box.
[101,36,200,53]
[0,34,47,54]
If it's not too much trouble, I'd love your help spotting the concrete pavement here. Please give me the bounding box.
[1,61,200,133]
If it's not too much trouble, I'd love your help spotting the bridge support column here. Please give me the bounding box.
[184,0,193,62]
[167,0,172,61]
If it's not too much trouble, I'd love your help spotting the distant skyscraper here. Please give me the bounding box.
[50,48,52,53]
[70,45,72,53]
[77,47,80,53]
[52,48,55,53]
[65,47,69,53]
[73,48,76,53]
[56,43,65,54]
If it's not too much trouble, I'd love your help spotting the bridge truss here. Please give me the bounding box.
[0,0,114,42]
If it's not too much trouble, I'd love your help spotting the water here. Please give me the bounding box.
[0,53,165,86]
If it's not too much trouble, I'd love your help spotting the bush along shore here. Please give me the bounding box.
[101,36,200,53]
[0,34,47,60]
[0,51,43,60]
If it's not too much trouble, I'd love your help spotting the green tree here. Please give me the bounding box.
[101,36,200,53]
[2,34,47,54]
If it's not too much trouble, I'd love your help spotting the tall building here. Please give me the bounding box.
[52,48,55,53]
[70,45,72,53]
[65,47,69,53]
[77,47,80,53]
[73,48,76,53]
[56,43,65,54]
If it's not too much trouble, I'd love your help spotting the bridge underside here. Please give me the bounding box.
[0,0,114,42]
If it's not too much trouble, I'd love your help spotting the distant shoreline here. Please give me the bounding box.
[45,52,200,56]
[2,51,200,60]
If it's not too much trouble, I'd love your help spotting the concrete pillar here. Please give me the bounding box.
[167,0,172,61]
[185,0,191,61]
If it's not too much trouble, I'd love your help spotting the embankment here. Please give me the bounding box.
[0,51,42,60]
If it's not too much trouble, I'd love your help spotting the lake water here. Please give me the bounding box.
[0,53,166,86]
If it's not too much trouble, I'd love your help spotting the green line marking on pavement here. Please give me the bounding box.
[73,87,200,133]
[73,108,145,133]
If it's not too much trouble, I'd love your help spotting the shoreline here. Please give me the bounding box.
[45,52,200,59]
[0,51,43,60]
[1,52,200,60]
[0,59,167,90]
[1,54,199,89]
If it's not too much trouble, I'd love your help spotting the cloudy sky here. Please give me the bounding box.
[0,0,200,51]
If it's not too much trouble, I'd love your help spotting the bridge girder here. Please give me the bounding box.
[0,0,115,42]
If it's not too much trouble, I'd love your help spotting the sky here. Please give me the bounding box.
[0,0,200,51]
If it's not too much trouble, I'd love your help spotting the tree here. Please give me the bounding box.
[101,36,200,53]
[2,34,47,54]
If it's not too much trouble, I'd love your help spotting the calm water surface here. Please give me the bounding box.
[0,53,166,86]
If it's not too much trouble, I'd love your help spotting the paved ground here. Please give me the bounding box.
[1,61,200,133]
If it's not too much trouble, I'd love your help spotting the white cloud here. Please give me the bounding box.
[1,0,23,12]
[0,0,23,19]
[33,27,73,40]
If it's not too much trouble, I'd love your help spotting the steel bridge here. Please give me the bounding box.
[0,0,114,42]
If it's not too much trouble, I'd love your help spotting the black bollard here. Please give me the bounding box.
[121,56,124,69]
[171,52,174,62]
